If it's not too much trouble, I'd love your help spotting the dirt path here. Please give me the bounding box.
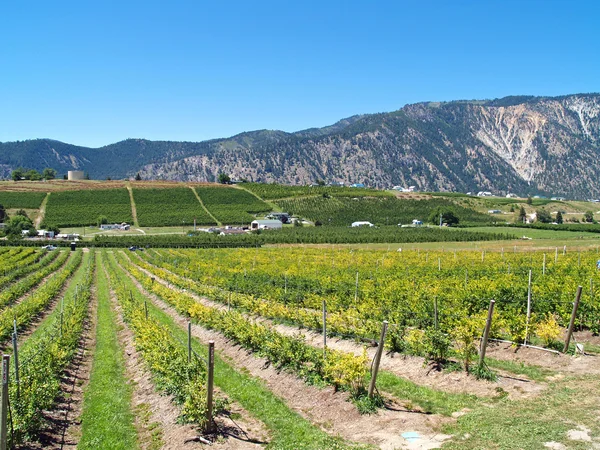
[34,192,50,228]
[485,341,600,376]
[189,185,220,226]
[107,269,268,450]
[20,267,98,448]
[128,256,543,400]
[126,183,140,227]
[120,254,453,450]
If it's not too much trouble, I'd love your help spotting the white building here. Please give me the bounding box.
[251,219,283,230]
[68,170,84,181]
[351,221,374,227]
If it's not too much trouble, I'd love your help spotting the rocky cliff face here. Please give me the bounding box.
[2,94,600,198]
[138,94,600,197]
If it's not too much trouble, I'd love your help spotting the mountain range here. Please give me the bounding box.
[1,93,599,198]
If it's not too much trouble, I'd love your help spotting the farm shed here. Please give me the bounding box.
[266,212,291,223]
[251,219,282,230]
[37,230,55,239]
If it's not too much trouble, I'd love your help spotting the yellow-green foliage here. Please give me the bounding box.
[405,328,426,356]
[450,314,486,371]
[535,314,562,346]
[115,251,369,396]
[324,348,369,393]
[104,253,212,425]
[9,252,92,445]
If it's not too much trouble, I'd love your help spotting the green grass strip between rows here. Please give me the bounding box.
[79,253,139,450]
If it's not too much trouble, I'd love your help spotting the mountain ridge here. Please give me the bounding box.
[1,93,599,198]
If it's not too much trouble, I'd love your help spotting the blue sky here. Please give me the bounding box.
[1,0,598,147]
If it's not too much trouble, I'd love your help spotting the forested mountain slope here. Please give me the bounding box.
[2,94,599,198]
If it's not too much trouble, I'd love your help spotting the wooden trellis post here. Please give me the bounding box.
[206,341,215,433]
[0,355,9,450]
[368,321,388,398]
[479,300,495,366]
[563,287,582,353]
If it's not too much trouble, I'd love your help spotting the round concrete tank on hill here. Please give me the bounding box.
[68,170,84,181]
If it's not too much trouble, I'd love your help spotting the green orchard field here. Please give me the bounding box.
[132,187,216,227]
[196,186,271,224]
[43,189,133,227]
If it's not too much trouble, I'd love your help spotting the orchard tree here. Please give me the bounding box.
[428,208,459,226]
[5,215,35,238]
[42,168,57,179]
[555,211,564,224]
[97,215,108,226]
[536,209,552,223]
[218,173,231,184]
[11,168,24,181]
[517,206,527,223]
[26,169,42,181]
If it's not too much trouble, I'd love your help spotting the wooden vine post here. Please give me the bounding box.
[0,355,9,450]
[563,286,583,353]
[322,300,327,357]
[479,300,495,367]
[368,321,388,398]
[12,320,19,400]
[188,322,192,363]
[206,341,215,433]
[524,270,532,345]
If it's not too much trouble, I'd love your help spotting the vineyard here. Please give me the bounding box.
[43,189,133,227]
[131,247,600,349]
[0,244,597,449]
[275,196,494,226]
[241,182,394,200]
[132,187,216,227]
[195,186,271,224]
[0,192,47,209]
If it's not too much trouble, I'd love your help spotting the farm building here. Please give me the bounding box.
[251,219,282,230]
[68,170,84,181]
[266,212,291,223]
[351,221,374,227]
[37,230,55,239]
[100,223,130,231]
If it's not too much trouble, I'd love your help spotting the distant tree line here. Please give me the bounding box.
[11,167,56,181]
